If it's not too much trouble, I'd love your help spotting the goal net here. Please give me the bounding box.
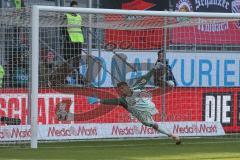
[0,6,240,148]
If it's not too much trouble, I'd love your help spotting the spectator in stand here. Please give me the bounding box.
[5,0,26,87]
[153,48,177,87]
[62,0,85,85]
[13,0,25,10]
[0,65,5,88]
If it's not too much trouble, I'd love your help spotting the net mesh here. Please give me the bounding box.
[0,7,240,147]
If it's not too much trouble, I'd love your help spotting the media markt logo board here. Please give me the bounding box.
[111,125,158,136]
[47,125,97,138]
[0,126,31,141]
[172,123,218,134]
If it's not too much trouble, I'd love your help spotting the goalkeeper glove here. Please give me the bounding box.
[87,96,100,104]
[154,62,165,70]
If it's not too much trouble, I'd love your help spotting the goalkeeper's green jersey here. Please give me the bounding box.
[100,69,158,115]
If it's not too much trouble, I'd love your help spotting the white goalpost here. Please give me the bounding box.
[31,5,40,149]
[0,5,240,148]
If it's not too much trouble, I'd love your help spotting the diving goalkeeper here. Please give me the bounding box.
[55,62,181,145]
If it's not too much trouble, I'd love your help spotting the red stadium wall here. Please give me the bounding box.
[173,0,240,45]
[0,87,239,133]
[103,0,170,50]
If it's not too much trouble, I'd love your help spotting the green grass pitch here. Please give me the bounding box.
[0,138,240,160]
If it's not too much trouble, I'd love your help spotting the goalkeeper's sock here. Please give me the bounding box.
[66,113,74,121]
[157,127,171,137]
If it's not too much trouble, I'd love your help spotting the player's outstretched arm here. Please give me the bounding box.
[87,96,123,106]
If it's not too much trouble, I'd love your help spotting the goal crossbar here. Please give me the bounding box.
[34,5,240,18]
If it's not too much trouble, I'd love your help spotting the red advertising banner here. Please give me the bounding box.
[0,87,240,133]
[103,0,170,50]
[173,0,240,45]
[105,28,165,50]
[172,20,240,45]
